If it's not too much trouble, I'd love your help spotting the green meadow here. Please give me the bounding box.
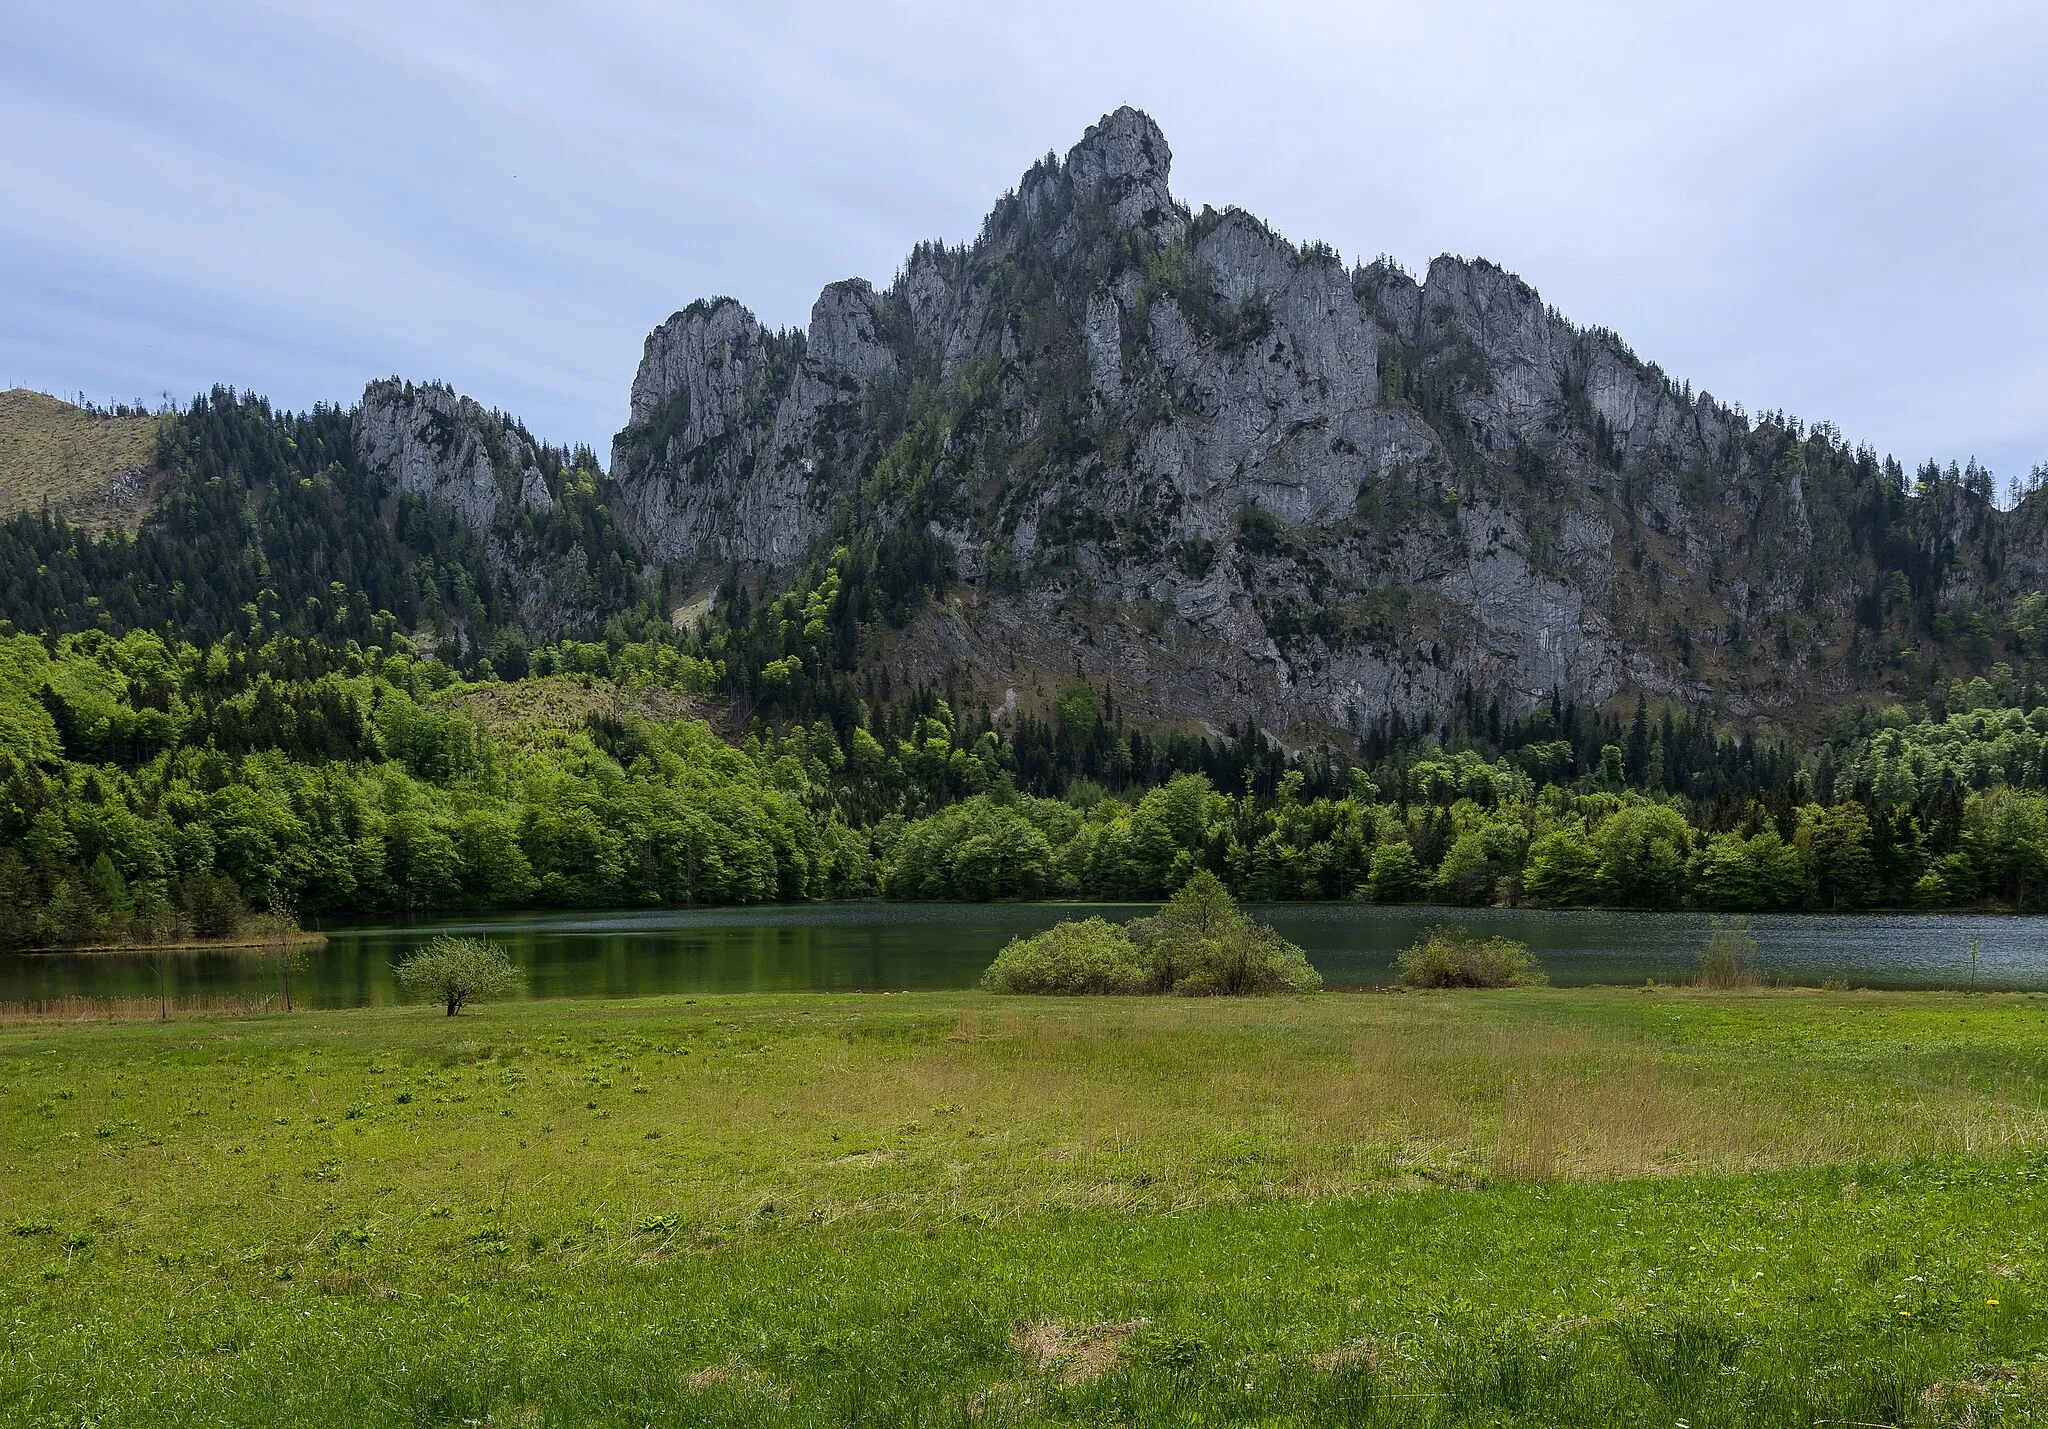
[5,988,2048,1425]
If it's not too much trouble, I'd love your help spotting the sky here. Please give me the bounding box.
[4,0,2045,486]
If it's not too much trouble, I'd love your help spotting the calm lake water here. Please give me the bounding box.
[4,904,2046,1009]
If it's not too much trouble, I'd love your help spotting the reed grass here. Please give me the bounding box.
[0,991,295,1024]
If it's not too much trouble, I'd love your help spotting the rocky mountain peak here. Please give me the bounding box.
[807,279,895,382]
[604,108,2022,739]
[625,297,767,430]
[1015,106,1184,242]
[1067,106,1174,219]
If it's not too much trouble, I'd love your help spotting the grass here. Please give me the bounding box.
[444,673,707,733]
[0,388,162,530]
[4,987,2047,1424]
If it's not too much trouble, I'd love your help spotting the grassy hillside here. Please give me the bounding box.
[4,988,2046,1424]
[0,389,162,530]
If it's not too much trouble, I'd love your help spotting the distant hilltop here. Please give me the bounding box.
[0,388,163,532]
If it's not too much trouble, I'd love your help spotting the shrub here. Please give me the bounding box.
[1696,917,1760,989]
[394,936,524,1015]
[980,873,1323,997]
[1127,871,1323,995]
[1396,925,1544,988]
[980,918,1146,994]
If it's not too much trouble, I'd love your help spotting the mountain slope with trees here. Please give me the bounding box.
[0,385,666,668]
[613,107,2048,743]
[5,110,2045,749]
[6,111,2048,939]
[5,620,2048,950]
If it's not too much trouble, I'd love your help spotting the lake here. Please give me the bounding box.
[3,903,2046,1010]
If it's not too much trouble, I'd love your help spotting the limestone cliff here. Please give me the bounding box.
[355,379,557,532]
[354,379,610,640]
[612,107,2026,738]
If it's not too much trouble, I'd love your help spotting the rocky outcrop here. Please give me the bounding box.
[354,380,605,641]
[610,278,897,568]
[608,107,2021,738]
[354,379,554,537]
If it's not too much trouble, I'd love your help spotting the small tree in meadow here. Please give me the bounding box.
[268,941,306,1012]
[395,936,523,1016]
[143,945,175,1020]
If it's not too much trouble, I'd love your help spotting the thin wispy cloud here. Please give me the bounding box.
[4,1,2042,483]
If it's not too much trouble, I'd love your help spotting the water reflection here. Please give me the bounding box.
[4,903,2046,1009]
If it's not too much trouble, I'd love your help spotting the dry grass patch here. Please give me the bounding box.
[0,388,162,529]
[443,675,703,735]
[684,1362,775,1391]
[1011,1318,1148,1384]
[0,992,297,1024]
[1918,1362,2048,1423]
[1309,1337,1385,1374]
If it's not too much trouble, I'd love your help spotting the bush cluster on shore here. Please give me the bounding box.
[1396,926,1546,988]
[981,872,1322,996]
[1697,916,1762,988]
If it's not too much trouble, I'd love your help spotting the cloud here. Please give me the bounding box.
[5,0,2044,482]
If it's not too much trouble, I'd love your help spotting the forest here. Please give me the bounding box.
[5,619,2048,949]
[9,389,2048,948]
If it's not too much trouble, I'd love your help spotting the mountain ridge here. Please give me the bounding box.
[603,106,2035,739]
[2,108,2040,744]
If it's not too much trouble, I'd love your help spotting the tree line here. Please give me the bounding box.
[7,626,2048,950]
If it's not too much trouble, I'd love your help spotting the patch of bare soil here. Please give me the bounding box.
[1010,1318,1149,1384]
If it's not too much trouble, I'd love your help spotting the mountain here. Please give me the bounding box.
[608,107,2038,740]
[2,108,2040,743]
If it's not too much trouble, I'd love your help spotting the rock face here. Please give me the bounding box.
[354,379,554,535]
[610,280,894,568]
[611,107,2023,737]
[353,380,602,639]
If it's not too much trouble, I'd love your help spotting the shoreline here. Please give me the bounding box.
[8,930,328,958]
[303,895,2048,919]
[4,982,2043,1030]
